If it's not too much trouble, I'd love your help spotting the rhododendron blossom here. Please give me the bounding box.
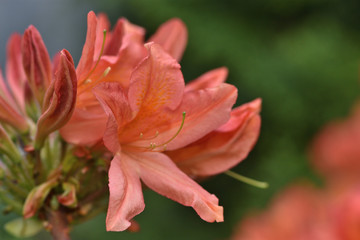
[0,10,262,239]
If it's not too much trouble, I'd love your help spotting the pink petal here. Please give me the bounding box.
[119,43,184,142]
[6,33,26,110]
[129,83,237,151]
[185,67,228,92]
[168,98,262,176]
[104,18,124,56]
[132,151,223,222]
[93,13,110,60]
[148,18,188,61]
[106,154,144,231]
[76,11,97,83]
[121,19,145,44]
[93,82,133,128]
[93,82,133,151]
[128,43,184,114]
[60,107,107,146]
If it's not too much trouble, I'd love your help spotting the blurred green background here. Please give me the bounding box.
[1,0,360,239]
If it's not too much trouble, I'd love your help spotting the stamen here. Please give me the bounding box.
[139,133,143,138]
[148,112,186,150]
[80,29,107,84]
[77,66,111,96]
[225,170,269,189]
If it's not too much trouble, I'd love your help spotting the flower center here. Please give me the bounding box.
[137,111,186,152]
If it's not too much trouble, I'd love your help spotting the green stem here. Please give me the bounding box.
[225,170,269,189]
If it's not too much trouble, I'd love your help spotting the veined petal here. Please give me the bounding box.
[132,151,223,222]
[77,11,97,83]
[149,18,187,61]
[22,25,52,105]
[93,82,133,128]
[106,153,144,231]
[128,83,237,151]
[35,50,77,148]
[120,43,184,142]
[6,33,27,110]
[185,67,228,92]
[93,82,132,152]
[168,99,262,176]
[128,43,184,114]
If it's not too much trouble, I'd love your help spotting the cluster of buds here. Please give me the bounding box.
[0,25,109,239]
[0,11,262,239]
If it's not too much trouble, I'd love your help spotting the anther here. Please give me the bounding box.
[148,112,186,150]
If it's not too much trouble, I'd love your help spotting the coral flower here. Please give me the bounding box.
[231,184,334,240]
[310,103,360,185]
[93,43,238,231]
[61,11,187,146]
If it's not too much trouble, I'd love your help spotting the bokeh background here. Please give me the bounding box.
[1,0,360,239]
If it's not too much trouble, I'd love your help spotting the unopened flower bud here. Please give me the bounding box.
[57,182,78,208]
[23,178,58,219]
[34,49,77,149]
[22,25,52,106]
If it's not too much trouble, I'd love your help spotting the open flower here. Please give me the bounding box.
[94,43,238,231]
[61,11,187,146]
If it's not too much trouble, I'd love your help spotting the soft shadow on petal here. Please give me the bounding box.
[132,151,223,222]
[106,154,144,231]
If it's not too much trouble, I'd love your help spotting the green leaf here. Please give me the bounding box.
[4,218,43,238]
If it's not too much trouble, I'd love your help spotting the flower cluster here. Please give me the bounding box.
[232,103,360,240]
[0,11,261,238]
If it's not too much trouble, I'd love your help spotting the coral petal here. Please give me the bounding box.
[169,99,262,176]
[134,152,223,222]
[185,67,228,92]
[149,18,188,61]
[106,154,144,231]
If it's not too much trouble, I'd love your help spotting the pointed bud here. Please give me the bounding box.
[6,33,27,111]
[34,50,77,149]
[57,182,78,208]
[23,178,58,219]
[22,25,52,106]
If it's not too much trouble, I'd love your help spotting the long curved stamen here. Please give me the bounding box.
[80,29,107,85]
[225,170,269,189]
[77,67,111,96]
[148,112,186,151]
